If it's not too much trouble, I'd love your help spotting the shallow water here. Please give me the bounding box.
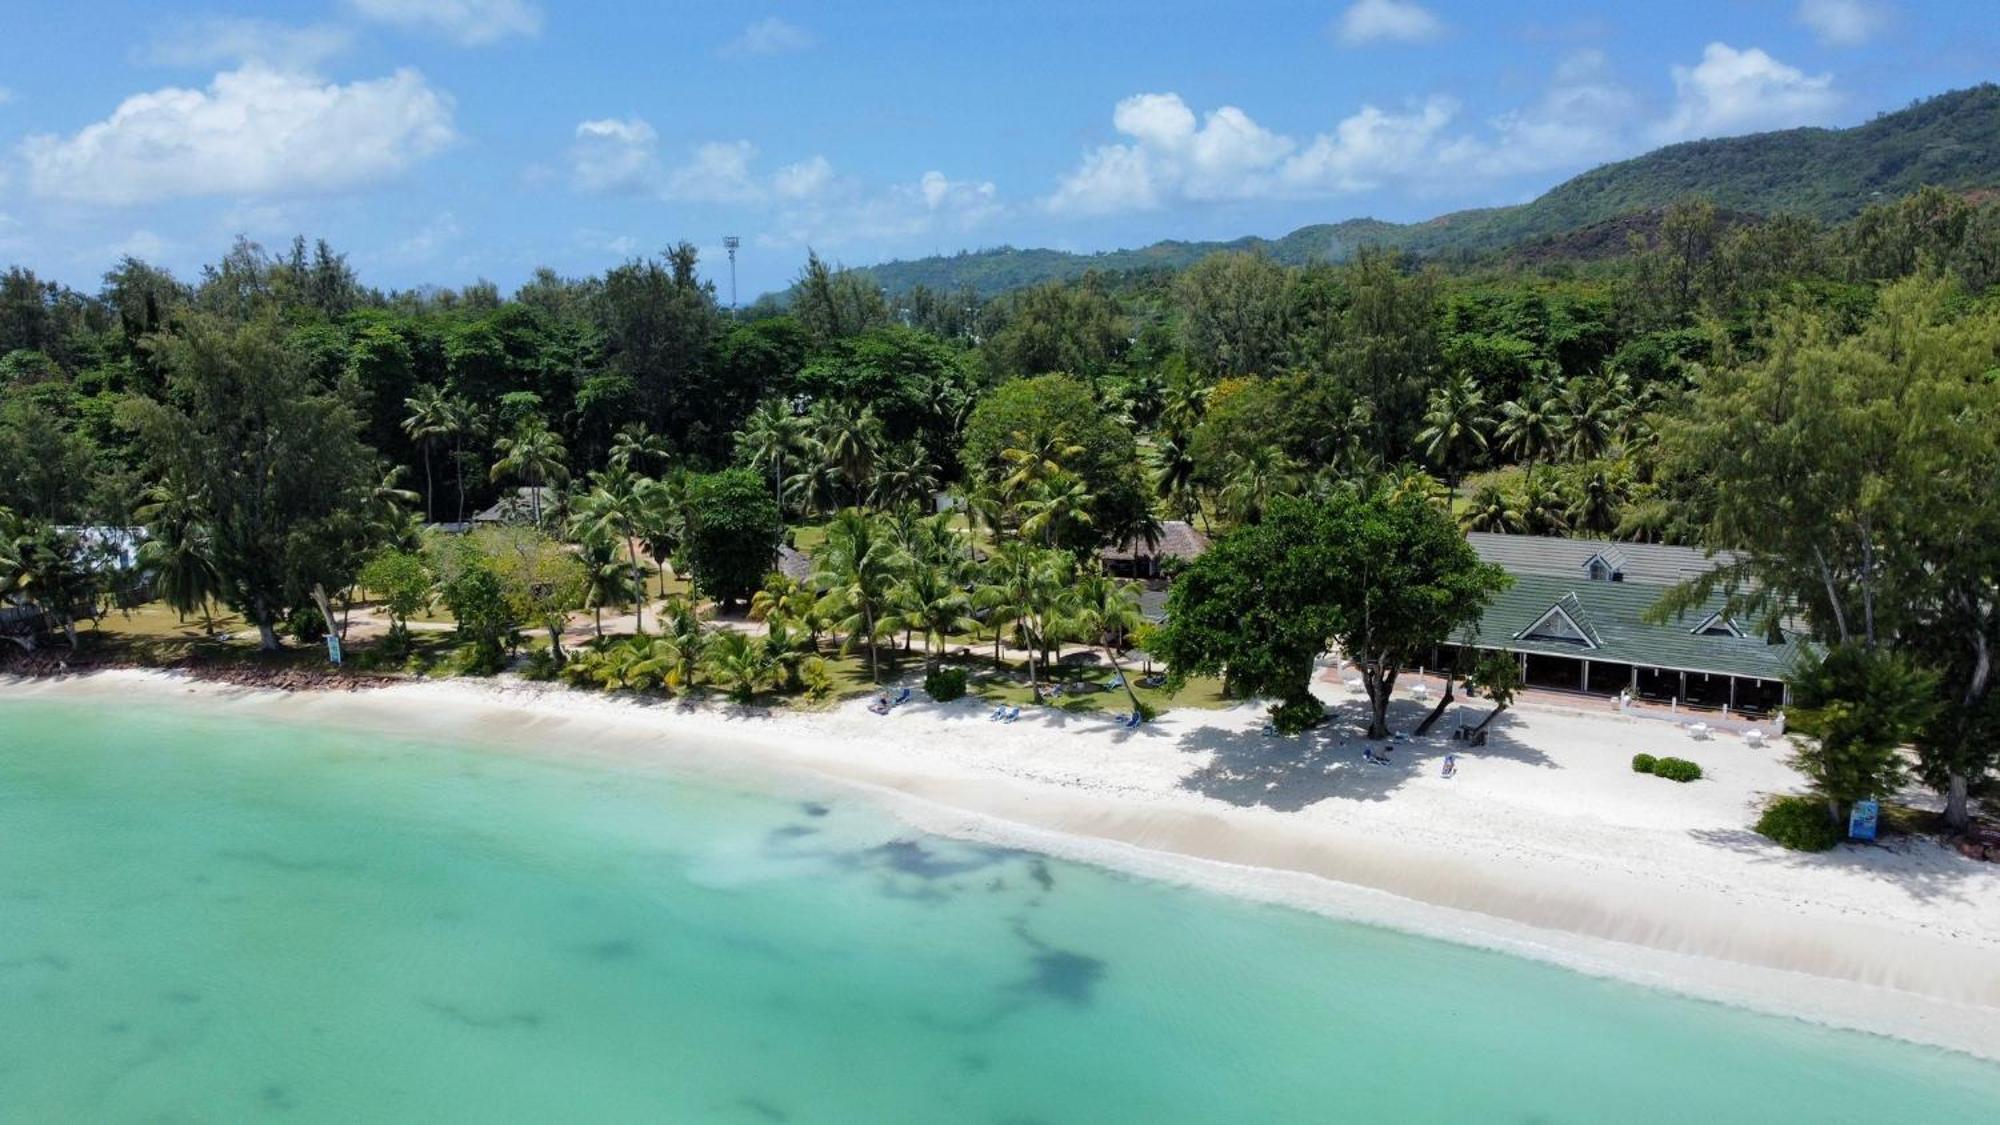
[2,696,1997,1123]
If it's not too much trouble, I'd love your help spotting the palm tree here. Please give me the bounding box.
[884,560,977,674]
[1219,446,1300,526]
[608,424,672,473]
[441,394,481,523]
[578,535,631,637]
[809,400,885,507]
[622,635,692,693]
[1071,572,1148,715]
[635,468,689,597]
[1519,475,1570,535]
[1495,384,1557,485]
[1565,466,1624,535]
[999,427,1083,505]
[402,385,452,523]
[0,519,92,651]
[760,618,814,690]
[1416,371,1489,505]
[735,399,809,514]
[783,455,843,520]
[365,467,422,541]
[490,419,568,526]
[572,465,649,632]
[978,541,1067,701]
[1149,431,1205,529]
[1160,370,1210,435]
[616,600,707,692]
[751,572,813,628]
[704,630,776,702]
[814,509,902,682]
[1017,471,1095,548]
[133,476,219,631]
[1555,376,1615,464]
[871,441,939,511]
[1461,484,1523,533]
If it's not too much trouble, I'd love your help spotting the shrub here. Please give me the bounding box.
[800,657,834,701]
[1631,753,1657,774]
[283,605,327,644]
[1270,695,1325,734]
[924,666,968,702]
[1650,756,1703,783]
[519,647,561,682]
[1756,795,1842,852]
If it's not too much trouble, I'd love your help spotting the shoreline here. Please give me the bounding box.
[7,668,1999,1063]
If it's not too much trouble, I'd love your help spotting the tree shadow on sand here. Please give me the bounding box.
[1175,697,1555,812]
[1684,823,1987,906]
[890,697,1178,746]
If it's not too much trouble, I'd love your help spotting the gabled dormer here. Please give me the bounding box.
[1517,592,1600,649]
[1690,611,1745,638]
[1582,546,1627,583]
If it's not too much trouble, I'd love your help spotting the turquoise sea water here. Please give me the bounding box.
[2,697,1998,1123]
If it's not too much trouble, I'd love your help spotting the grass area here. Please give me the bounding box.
[790,521,830,555]
[74,599,462,672]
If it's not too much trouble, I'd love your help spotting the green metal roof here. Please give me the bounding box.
[1454,573,1809,682]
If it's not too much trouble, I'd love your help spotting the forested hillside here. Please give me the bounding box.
[857,84,2000,297]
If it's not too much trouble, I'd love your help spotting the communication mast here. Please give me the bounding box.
[722,235,740,311]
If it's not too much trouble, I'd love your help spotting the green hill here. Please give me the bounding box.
[855,84,2000,296]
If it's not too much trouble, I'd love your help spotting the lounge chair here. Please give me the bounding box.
[988,704,1008,721]
[1138,673,1167,689]
[1123,711,1142,730]
[1002,706,1021,723]
[892,687,911,706]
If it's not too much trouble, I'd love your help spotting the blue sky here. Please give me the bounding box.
[0,1,1994,299]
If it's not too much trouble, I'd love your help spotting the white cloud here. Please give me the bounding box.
[1655,43,1839,142]
[140,18,352,69]
[112,230,170,261]
[773,155,834,199]
[393,212,462,261]
[723,16,815,56]
[665,140,763,203]
[1048,92,1294,214]
[1049,53,1655,214]
[1797,0,1887,47]
[570,117,661,194]
[344,0,541,47]
[567,119,831,206]
[1334,0,1444,46]
[1472,50,1640,175]
[755,170,1001,252]
[1280,97,1459,193]
[21,66,454,207]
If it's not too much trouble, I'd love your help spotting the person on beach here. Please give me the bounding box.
[1442,754,1458,779]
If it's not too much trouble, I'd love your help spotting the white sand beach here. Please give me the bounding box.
[9,668,1999,1061]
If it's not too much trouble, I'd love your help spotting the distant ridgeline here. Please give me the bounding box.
[852,84,2000,298]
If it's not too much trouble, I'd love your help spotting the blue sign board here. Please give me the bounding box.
[325,634,343,666]
[1848,798,1879,841]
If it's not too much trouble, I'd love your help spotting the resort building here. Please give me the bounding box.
[1436,533,1809,713]
[1101,520,1210,580]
